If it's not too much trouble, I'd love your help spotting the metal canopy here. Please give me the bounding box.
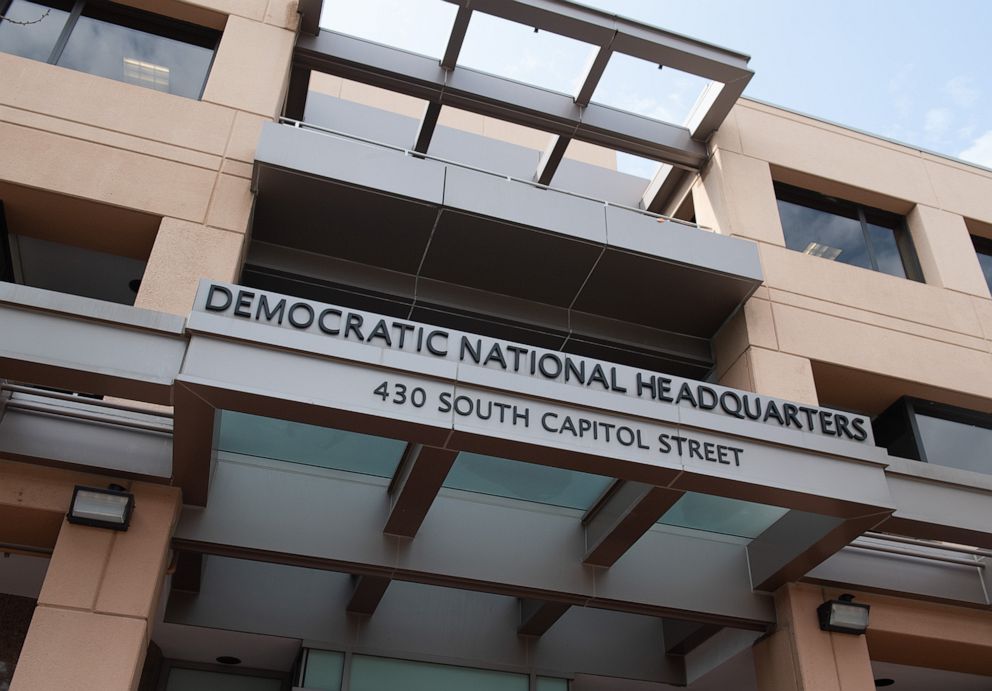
[291,0,754,208]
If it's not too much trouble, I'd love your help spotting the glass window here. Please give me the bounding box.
[0,0,218,99]
[349,656,529,691]
[972,234,992,294]
[303,650,345,691]
[0,0,72,61]
[915,413,992,475]
[775,183,921,281]
[165,668,283,691]
[657,492,788,539]
[217,410,407,479]
[443,452,613,510]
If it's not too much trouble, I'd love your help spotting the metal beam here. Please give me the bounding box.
[641,166,697,215]
[172,383,218,507]
[574,43,613,106]
[534,134,570,186]
[440,4,473,70]
[284,64,311,121]
[298,0,322,36]
[384,444,458,538]
[171,551,203,593]
[413,101,443,154]
[583,482,684,567]
[347,574,391,616]
[295,31,707,169]
[663,619,721,655]
[518,599,571,637]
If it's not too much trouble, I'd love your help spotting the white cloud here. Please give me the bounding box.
[959,130,992,168]
[923,107,952,136]
[945,76,980,108]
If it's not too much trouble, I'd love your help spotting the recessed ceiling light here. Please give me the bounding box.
[216,656,242,665]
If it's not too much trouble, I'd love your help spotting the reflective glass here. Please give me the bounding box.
[304,650,344,691]
[866,222,907,278]
[537,677,569,691]
[974,241,992,294]
[217,411,406,478]
[915,413,992,475]
[57,14,213,98]
[657,492,788,539]
[615,152,662,180]
[458,12,596,96]
[0,0,70,61]
[350,656,528,691]
[592,53,712,126]
[320,0,457,59]
[443,452,612,510]
[777,198,871,270]
[165,668,282,691]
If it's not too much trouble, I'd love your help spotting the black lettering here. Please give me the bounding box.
[799,406,818,430]
[697,386,717,410]
[484,343,507,369]
[658,433,672,453]
[617,427,635,446]
[763,401,785,425]
[366,319,392,346]
[636,373,655,399]
[288,302,314,329]
[783,403,802,430]
[233,290,254,318]
[671,435,687,456]
[453,395,473,416]
[835,414,853,440]
[674,383,698,408]
[318,308,342,334]
[426,330,448,356]
[438,391,452,413]
[512,406,529,427]
[636,429,649,450]
[717,446,729,464]
[560,415,577,436]
[538,353,563,379]
[609,367,627,393]
[720,391,746,419]
[344,313,365,341]
[658,377,674,402]
[851,418,869,442]
[728,447,743,466]
[460,336,483,364]
[703,442,717,462]
[393,322,415,348]
[256,295,286,324]
[541,412,558,432]
[506,345,527,372]
[476,400,492,420]
[587,364,609,390]
[742,395,762,420]
[564,357,586,385]
[819,410,836,436]
[687,439,703,459]
[599,422,615,442]
[205,284,232,312]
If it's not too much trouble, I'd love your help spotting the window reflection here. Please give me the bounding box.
[778,198,870,270]
[916,413,992,475]
[0,0,71,61]
[973,235,992,294]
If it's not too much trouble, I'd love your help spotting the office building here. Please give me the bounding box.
[1,0,992,689]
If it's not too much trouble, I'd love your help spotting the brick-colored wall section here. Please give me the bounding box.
[10,482,181,691]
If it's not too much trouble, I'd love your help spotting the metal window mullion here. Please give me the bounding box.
[47,0,83,64]
[857,205,880,271]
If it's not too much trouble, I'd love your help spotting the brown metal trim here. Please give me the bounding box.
[583,482,684,567]
[517,599,571,637]
[384,445,458,538]
[346,574,392,616]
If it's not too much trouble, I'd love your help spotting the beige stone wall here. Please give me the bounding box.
[705,99,992,412]
[0,0,298,316]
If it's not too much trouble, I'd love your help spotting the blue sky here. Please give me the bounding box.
[322,0,992,171]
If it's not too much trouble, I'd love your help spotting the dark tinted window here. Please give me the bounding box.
[973,234,992,294]
[0,0,218,99]
[775,183,921,281]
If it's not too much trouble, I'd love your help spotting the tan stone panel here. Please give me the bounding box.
[202,16,295,117]
[562,140,617,169]
[95,483,180,621]
[308,72,344,98]
[0,459,124,513]
[0,54,235,155]
[713,298,777,377]
[0,105,221,171]
[906,205,990,297]
[708,106,742,155]
[716,351,753,392]
[734,103,937,207]
[482,117,552,151]
[925,157,992,225]
[973,297,992,348]
[135,218,245,315]
[226,110,269,163]
[759,243,985,338]
[206,174,253,232]
[37,520,114,610]
[265,0,300,29]
[0,123,215,222]
[772,302,992,399]
[437,106,486,135]
[752,628,800,691]
[711,149,785,245]
[748,347,818,405]
[221,159,254,179]
[114,0,228,29]
[768,288,989,353]
[11,607,146,691]
[337,79,427,119]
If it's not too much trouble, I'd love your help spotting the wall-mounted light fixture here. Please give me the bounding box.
[817,593,870,635]
[67,484,134,531]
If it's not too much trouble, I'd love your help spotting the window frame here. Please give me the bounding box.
[0,0,220,99]
[774,181,924,282]
[971,233,992,294]
[873,396,992,466]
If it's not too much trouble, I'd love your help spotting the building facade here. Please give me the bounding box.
[1,1,992,690]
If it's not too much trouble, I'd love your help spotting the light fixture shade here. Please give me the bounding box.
[817,595,870,634]
[67,486,134,531]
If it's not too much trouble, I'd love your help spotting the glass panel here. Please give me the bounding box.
[615,152,661,180]
[57,13,214,98]
[537,677,569,691]
[866,223,907,278]
[217,411,406,478]
[592,53,712,126]
[777,198,872,270]
[915,413,992,475]
[165,668,282,691]
[443,452,612,510]
[320,0,457,59]
[350,655,528,691]
[458,12,596,96]
[657,492,789,539]
[974,245,992,294]
[304,650,345,691]
[0,0,71,61]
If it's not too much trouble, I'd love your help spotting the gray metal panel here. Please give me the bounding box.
[430,126,542,180]
[604,206,762,282]
[173,455,774,627]
[807,543,990,606]
[0,283,185,404]
[254,122,446,204]
[552,159,648,208]
[303,92,420,148]
[0,401,171,478]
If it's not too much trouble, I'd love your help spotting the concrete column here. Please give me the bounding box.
[906,205,990,298]
[693,149,785,245]
[11,482,181,691]
[753,583,874,691]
